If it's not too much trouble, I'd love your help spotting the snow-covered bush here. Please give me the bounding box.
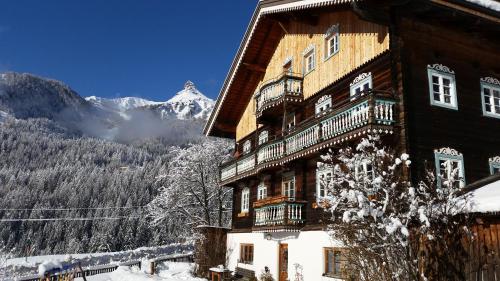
[319,135,471,280]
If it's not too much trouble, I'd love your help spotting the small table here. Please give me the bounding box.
[209,267,232,281]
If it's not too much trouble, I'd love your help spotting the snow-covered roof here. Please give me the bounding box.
[467,176,500,213]
[464,0,500,12]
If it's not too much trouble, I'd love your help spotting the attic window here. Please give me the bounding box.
[434,147,465,188]
[324,24,339,60]
[427,64,457,110]
[480,77,500,118]
[350,73,372,98]
[315,95,332,116]
[302,44,316,75]
[243,140,251,154]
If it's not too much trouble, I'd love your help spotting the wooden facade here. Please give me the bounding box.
[206,0,500,279]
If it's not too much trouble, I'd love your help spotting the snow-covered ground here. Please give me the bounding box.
[75,262,206,281]
[5,243,193,279]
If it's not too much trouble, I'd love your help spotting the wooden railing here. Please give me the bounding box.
[253,196,306,227]
[220,91,396,184]
[255,73,303,115]
[17,253,194,281]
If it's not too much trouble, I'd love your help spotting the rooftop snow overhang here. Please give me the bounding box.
[204,0,359,138]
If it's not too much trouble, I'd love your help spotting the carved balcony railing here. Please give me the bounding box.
[253,195,306,231]
[255,73,303,119]
[219,91,397,185]
[257,139,284,164]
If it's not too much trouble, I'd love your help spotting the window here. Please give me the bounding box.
[240,244,254,265]
[350,72,372,98]
[285,113,295,130]
[427,64,458,110]
[355,160,375,194]
[258,130,268,145]
[316,165,333,199]
[241,188,250,213]
[490,156,500,175]
[480,77,500,118]
[324,24,339,60]
[282,172,295,200]
[302,44,315,75]
[243,140,251,154]
[324,248,344,278]
[315,95,332,116]
[434,148,465,188]
[257,183,267,200]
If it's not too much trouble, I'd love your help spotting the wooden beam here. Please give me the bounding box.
[277,21,289,34]
[242,62,266,73]
[431,0,500,24]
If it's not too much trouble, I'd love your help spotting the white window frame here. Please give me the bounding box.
[243,140,251,154]
[316,165,333,200]
[427,64,458,110]
[257,183,267,200]
[490,156,500,175]
[258,130,268,145]
[324,24,340,60]
[480,77,500,119]
[350,72,372,98]
[302,44,316,75]
[434,147,465,188]
[241,187,250,213]
[282,172,296,200]
[315,95,332,116]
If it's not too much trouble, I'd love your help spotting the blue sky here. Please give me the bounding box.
[0,0,256,100]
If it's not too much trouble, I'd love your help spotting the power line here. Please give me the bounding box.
[0,216,143,222]
[0,206,146,211]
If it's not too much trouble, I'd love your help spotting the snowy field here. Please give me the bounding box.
[75,262,206,281]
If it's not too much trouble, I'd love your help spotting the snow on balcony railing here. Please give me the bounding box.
[321,100,370,140]
[237,154,255,174]
[257,140,284,164]
[254,200,305,227]
[255,74,303,113]
[220,163,236,182]
[285,124,320,155]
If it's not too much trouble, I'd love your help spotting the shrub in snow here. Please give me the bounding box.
[319,135,472,281]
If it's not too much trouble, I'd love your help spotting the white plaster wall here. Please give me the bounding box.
[226,231,343,281]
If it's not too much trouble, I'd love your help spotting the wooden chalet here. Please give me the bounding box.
[204,0,500,280]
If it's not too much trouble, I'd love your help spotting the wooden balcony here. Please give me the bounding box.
[252,195,306,232]
[254,73,303,121]
[219,91,397,185]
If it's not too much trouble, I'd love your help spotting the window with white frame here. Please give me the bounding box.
[490,156,500,175]
[316,165,333,199]
[427,64,458,110]
[434,147,465,188]
[480,77,500,118]
[243,140,251,154]
[315,95,332,115]
[258,130,268,145]
[350,72,372,98]
[241,187,250,213]
[282,172,296,200]
[302,44,315,75]
[355,159,375,194]
[324,24,339,60]
[257,183,267,200]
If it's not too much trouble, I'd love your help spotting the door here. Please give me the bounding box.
[279,243,288,281]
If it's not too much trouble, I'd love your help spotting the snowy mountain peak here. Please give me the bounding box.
[184,80,195,90]
[162,81,214,120]
[85,96,161,112]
